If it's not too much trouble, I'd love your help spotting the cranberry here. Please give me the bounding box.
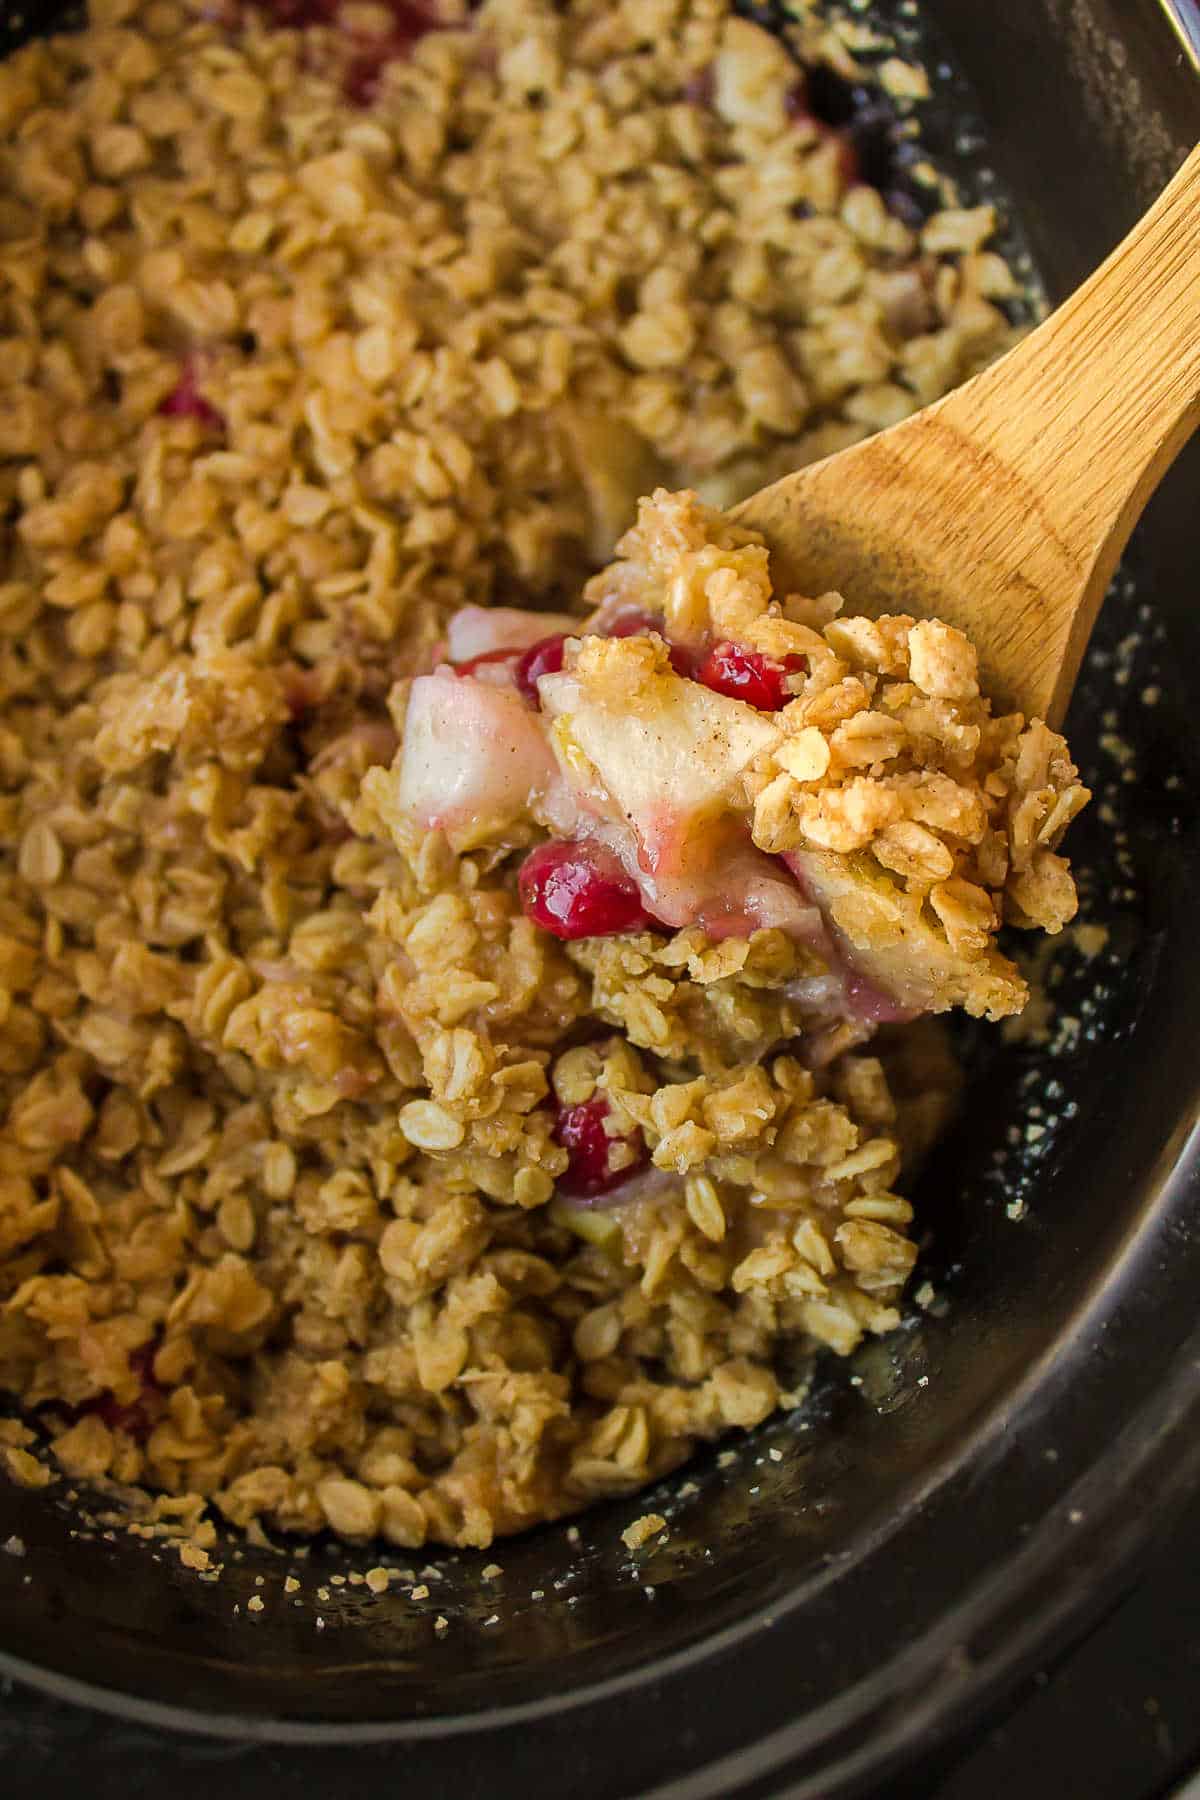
[77,1339,165,1444]
[258,0,337,22]
[513,633,567,707]
[604,610,694,676]
[695,642,803,711]
[340,2,446,105]
[519,840,653,940]
[553,1096,648,1199]
[91,1393,154,1439]
[159,364,225,432]
[344,51,383,105]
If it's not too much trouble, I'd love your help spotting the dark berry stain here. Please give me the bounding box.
[788,61,935,224]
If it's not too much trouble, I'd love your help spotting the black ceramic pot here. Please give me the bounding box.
[1,4,1198,1795]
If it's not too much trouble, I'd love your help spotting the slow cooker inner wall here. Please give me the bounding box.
[1,0,1199,1739]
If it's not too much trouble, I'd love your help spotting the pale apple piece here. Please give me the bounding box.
[649,824,827,942]
[548,1167,680,1236]
[538,666,781,873]
[695,838,824,941]
[444,605,580,664]
[784,847,1027,1021]
[391,670,562,853]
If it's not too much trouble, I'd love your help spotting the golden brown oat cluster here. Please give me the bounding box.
[0,0,1042,1547]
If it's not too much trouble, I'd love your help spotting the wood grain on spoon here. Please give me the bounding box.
[732,143,1200,727]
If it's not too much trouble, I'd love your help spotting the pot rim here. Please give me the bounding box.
[1,4,1199,1790]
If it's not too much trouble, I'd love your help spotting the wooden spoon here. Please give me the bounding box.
[731,143,1200,727]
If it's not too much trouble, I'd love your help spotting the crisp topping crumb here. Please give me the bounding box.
[622,1513,667,1551]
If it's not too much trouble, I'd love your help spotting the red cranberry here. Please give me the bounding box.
[344,51,383,105]
[340,2,446,104]
[91,1392,157,1440]
[553,1095,648,1199]
[695,642,803,711]
[519,840,652,940]
[513,633,567,707]
[604,610,693,676]
[79,1339,165,1444]
[159,365,225,433]
[250,0,336,24]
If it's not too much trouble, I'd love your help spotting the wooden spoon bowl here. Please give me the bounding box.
[732,143,1200,726]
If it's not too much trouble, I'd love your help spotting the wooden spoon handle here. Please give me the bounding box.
[932,139,1200,719]
[733,145,1200,722]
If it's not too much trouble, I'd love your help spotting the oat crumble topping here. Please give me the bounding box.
[0,0,1081,1549]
